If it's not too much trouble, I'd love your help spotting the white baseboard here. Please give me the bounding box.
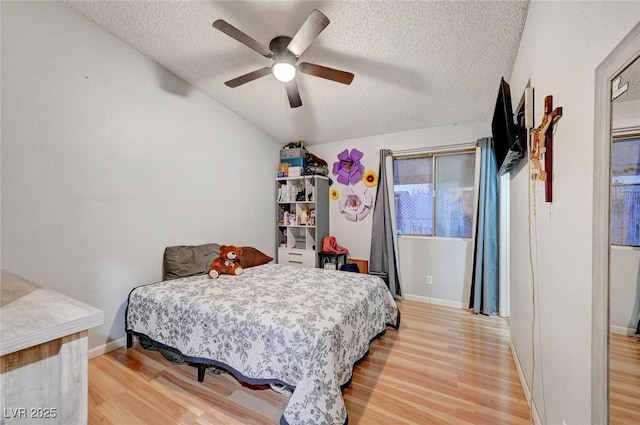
[531,399,543,425]
[510,341,542,425]
[402,293,465,309]
[610,325,637,336]
[88,336,127,359]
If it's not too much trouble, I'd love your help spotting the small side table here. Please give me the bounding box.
[318,251,347,270]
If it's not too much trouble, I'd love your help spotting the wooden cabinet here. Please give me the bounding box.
[0,270,104,425]
[276,176,329,268]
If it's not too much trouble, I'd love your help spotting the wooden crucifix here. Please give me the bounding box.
[530,95,563,202]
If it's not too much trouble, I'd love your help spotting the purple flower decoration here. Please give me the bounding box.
[332,149,364,185]
[339,182,373,222]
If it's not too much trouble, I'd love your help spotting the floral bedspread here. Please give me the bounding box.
[126,263,399,425]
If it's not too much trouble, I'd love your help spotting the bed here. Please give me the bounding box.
[125,262,400,425]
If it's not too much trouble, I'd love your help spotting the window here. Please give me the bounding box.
[611,136,640,247]
[393,151,475,238]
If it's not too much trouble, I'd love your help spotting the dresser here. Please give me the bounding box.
[1,270,104,424]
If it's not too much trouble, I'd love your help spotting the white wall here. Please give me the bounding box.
[610,246,640,335]
[308,121,489,304]
[1,1,280,352]
[398,236,473,307]
[508,2,640,424]
[0,2,3,272]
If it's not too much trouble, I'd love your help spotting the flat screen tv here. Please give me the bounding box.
[492,77,526,175]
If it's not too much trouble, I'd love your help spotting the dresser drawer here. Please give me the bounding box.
[277,248,316,268]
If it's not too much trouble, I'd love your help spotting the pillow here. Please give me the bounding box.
[238,246,273,268]
[163,243,220,280]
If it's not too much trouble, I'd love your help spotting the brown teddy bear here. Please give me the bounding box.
[208,245,244,279]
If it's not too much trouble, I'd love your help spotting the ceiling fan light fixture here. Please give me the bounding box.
[272,62,296,83]
[213,10,353,108]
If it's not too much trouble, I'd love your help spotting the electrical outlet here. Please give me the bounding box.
[426,275,433,285]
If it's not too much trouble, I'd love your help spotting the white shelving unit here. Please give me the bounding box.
[276,175,329,268]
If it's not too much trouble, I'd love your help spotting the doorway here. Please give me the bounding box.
[592,21,640,425]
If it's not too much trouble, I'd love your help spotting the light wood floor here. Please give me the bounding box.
[88,300,531,425]
[610,332,640,425]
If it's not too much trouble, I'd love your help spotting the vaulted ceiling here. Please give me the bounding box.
[64,0,529,144]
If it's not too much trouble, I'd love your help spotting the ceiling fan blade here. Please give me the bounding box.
[224,67,272,88]
[286,9,330,57]
[298,62,354,85]
[212,19,273,58]
[285,80,302,108]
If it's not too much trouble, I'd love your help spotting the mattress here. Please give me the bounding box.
[126,263,400,425]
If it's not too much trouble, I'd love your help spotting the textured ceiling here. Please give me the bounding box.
[64,0,529,144]
[613,54,640,103]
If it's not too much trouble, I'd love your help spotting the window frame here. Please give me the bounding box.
[392,147,477,239]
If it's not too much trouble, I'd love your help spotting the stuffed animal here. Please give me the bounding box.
[208,245,244,279]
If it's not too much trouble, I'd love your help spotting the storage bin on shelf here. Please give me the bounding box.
[281,157,307,169]
[280,147,307,159]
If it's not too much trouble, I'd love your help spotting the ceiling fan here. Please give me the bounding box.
[212,9,354,108]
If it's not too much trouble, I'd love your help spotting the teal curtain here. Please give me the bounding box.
[470,138,499,315]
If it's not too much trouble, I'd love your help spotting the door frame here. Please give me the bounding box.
[592,21,640,425]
